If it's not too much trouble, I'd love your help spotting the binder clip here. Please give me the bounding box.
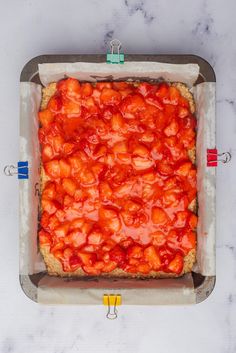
[207,149,231,167]
[106,39,124,64]
[103,294,122,319]
[4,161,29,179]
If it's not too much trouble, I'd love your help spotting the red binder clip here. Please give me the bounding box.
[207,149,231,167]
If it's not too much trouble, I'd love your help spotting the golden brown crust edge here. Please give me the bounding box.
[39,80,197,278]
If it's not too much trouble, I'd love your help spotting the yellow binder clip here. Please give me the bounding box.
[103,294,122,319]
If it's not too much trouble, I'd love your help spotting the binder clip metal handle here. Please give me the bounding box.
[103,294,121,320]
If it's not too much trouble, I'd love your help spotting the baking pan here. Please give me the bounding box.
[17,53,221,306]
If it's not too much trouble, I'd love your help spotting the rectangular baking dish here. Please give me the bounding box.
[19,54,216,305]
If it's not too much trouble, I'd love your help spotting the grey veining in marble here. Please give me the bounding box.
[0,0,236,352]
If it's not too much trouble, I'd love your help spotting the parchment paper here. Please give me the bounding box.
[19,60,215,304]
[39,62,199,88]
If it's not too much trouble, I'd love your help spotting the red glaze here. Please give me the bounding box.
[39,79,197,274]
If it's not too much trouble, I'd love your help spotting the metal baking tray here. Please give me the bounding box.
[18,53,218,305]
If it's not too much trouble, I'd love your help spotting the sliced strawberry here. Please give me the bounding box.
[189,213,198,229]
[69,155,83,173]
[176,162,192,177]
[117,153,131,164]
[81,82,93,97]
[42,144,54,161]
[53,250,64,261]
[65,230,87,248]
[133,144,149,157]
[82,245,99,253]
[79,168,95,185]
[109,245,126,265]
[100,88,121,105]
[151,140,164,161]
[48,214,60,230]
[69,255,82,271]
[137,82,156,97]
[102,239,116,252]
[175,211,189,228]
[142,183,155,201]
[39,109,54,127]
[88,231,105,245]
[124,265,137,273]
[181,230,196,253]
[42,182,57,200]
[59,159,71,178]
[144,245,161,270]
[63,99,81,115]
[63,195,74,206]
[154,111,167,131]
[140,131,155,143]
[151,207,168,225]
[163,189,179,207]
[102,261,117,273]
[39,230,51,245]
[114,182,133,198]
[54,223,70,238]
[156,83,169,100]
[55,209,66,222]
[164,120,179,137]
[127,245,143,259]
[120,210,134,227]
[40,211,50,229]
[128,258,140,266]
[178,106,189,118]
[119,237,134,249]
[167,86,180,105]
[69,218,84,231]
[99,207,121,232]
[78,251,97,266]
[45,160,60,179]
[157,161,174,176]
[120,94,146,118]
[63,142,75,155]
[47,95,62,113]
[167,253,183,274]
[179,129,195,148]
[51,241,65,253]
[124,200,142,213]
[41,199,58,215]
[111,113,125,130]
[112,81,130,90]
[113,141,128,154]
[151,231,166,247]
[146,97,164,110]
[137,263,151,274]
[57,78,81,94]
[96,82,112,90]
[132,156,154,170]
[62,178,77,196]
[99,181,113,200]
[80,222,93,235]
[82,265,101,275]
[119,88,134,99]
[93,145,107,159]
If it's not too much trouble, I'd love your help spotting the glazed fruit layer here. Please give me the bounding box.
[39,78,197,275]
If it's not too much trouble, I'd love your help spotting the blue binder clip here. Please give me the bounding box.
[17,161,29,179]
[3,161,29,179]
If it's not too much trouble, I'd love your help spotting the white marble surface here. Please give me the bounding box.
[0,0,235,352]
